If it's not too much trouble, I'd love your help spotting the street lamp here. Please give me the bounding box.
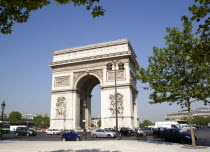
[83,100,87,140]
[106,61,124,139]
[1,101,6,140]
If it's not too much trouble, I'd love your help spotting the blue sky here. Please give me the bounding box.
[0,0,208,122]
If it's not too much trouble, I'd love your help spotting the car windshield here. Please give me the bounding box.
[179,129,188,133]
[105,129,111,132]
[126,128,132,130]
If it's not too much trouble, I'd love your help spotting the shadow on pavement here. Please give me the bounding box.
[48,149,120,152]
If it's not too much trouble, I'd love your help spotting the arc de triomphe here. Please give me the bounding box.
[49,39,139,130]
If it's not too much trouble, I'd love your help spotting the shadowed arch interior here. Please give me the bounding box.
[76,75,100,96]
[76,74,101,129]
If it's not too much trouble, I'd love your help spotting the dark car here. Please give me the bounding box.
[61,130,81,141]
[137,127,153,136]
[120,127,135,136]
[153,128,166,138]
[15,127,37,136]
[162,128,196,144]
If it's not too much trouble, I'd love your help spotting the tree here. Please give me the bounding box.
[193,116,209,126]
[139,120,154,127]
[0,0,105,34]
[135,18,210,148]
[33,115,50,127]
[188,0,210,36]
[8,111,22,122]
[97,120,101,128]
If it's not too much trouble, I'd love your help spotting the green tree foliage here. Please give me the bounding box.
[91,123,96,127]
[135,18,210,147]
[139,120,154,127]
[186,0,210,67]
[188,0,210,36]
[97,120,101,128]
[33,116,50,127]
[8,111,22,122]
[0,0,105,34]
[193,116,210,126]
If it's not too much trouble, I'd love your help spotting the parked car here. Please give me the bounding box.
[153,128,166,138]
[137,127,153,136]
[161,128,197,144]
[61,130,81,141]
[119,127,135,136]
[91,129,116,138]
[15,127,37,136]
[104,128,116,132]
[46,129,61,135]
[181,125,197,131]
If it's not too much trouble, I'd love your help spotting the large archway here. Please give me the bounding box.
[75,74,101,129]
[49,39,139,130]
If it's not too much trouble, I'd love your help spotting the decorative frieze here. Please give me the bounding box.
[109,93,124,115]
[55,76,70,87]
[56,97,67,117]
[52,58,129,73]
[107,70,125,81]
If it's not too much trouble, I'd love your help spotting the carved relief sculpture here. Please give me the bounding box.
[107,71,125,81]
[109,93,124,114]
[55,76,70,87]
[56,97,67,117]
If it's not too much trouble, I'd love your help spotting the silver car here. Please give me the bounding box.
[91,129,116,138]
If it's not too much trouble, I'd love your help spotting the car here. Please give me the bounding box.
[15,127,37,136]
[91,129,116,138]
[153,128,166,138]
[119,127,135,136]
[46,129,61,135]
[161,128,197,144]
[181,125,197,131]
[61,130,81,141]
[104,128,116,132]
[137,127,153,136]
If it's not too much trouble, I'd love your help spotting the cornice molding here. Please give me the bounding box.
[50,51,131,67]
[53,39,129,55]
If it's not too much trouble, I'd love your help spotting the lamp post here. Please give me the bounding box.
[0,101,6,140]
[83,100,87,140]
[106,61,124,139]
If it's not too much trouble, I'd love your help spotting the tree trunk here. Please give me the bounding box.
[187,100,197,148]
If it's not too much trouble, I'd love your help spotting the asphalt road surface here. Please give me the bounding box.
[2,128,210,146]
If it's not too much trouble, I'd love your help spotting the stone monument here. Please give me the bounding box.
[49,39,139,130]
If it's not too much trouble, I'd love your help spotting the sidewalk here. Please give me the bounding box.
[0,140,209,152]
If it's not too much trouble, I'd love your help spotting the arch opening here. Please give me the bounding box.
[76,74,101,129]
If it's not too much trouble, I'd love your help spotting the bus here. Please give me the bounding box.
[0,121,10,134]
[10,122,34,131]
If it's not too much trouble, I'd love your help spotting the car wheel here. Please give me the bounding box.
[62,138,66,141]
[93,134,97,138]
[163,137,167,141]
[76,137,80,141]
[107,134,111,138]
[26,133,30,136]
[180,138,185,144]
[16,133,19,136]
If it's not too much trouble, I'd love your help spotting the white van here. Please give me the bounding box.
[155,121,179,129]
